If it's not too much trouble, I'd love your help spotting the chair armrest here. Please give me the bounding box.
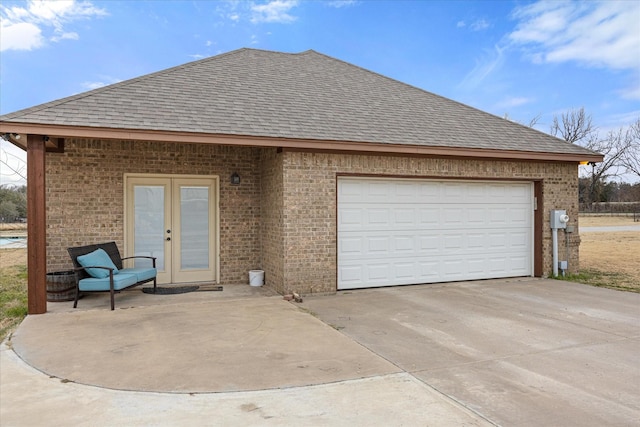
[122,255,157,268]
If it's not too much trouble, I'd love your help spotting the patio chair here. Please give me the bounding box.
[67,242,157,310]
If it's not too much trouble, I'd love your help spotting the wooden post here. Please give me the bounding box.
[27,134,47,314]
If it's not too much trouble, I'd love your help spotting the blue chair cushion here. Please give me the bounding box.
[78,273,138,292]
[77,248,118,279]
[120,267,157,282]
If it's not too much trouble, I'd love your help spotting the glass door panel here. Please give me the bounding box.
[133,185,166,270]
[179,186,210,270]
[172,179,216,283]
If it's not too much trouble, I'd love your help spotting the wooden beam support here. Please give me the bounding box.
[45,137,64,153]
[26,134,47,314]
[0,122,604,163]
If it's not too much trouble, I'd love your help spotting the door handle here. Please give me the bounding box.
[166,237,171,241]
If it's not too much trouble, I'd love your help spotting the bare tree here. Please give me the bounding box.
[583,128,633,203]
[502,112,542,128]
[620,118,640,180]
[550,107,596,144]
[526,113,542,129]
[549,108,637,205]
[0,137,26,182]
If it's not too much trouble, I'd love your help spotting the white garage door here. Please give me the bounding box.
[337,177,533,290]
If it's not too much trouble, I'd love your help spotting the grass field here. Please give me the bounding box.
[570,215,640,292]
[0,250,27,341]
[0,216,638,341]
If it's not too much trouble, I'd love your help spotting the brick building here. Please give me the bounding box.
[0,48,602,312]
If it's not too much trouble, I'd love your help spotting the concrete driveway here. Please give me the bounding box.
[299,278,640,426]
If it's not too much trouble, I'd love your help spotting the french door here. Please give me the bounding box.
[125,175,219,284]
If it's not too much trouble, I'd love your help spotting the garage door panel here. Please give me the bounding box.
[339,231,530,259]
[368,263,391,280]
[396,262,416,279]
[368,209,390,225]
[419,235,440,252]
[468,233,485,249]
[509,207,530,224]
[419,260,440,275]
[338,178,533,290]
[509,256,529,272]
[489,257,508,272]
[339,208,363,227]
[338,254,531,289]
[419,208,440,225]
[489,233,507,249]
[510,232,529,248]
[339,265,363,284]
[340,237,363,254]
[467,208,486,223]
[394,235,415,251]
[368,236,389,253]
[444,234,464,250]
[468,258,486,274]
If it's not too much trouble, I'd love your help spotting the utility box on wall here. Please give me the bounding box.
[550,209,569,229]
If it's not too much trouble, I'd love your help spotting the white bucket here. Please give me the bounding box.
[249,270,264,287]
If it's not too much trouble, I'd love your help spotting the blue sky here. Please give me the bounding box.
[1,0,639,185]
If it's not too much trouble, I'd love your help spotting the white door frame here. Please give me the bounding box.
[124,173,220,284]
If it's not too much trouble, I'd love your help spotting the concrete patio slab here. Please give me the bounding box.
[2,285,493,426]
[10,296,400,393]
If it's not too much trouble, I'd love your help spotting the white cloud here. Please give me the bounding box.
[51,31,79,42]
[619,84,640,101]
[470,18,489,31]
[81,81,106,90]
[250,0,298,24]
[458,44,506,89]
[80,75,121,90]
[0,0,107,52]
[508,1,640,71]
[497,96,535,108]
[602,110,640,128]
[456,21,465,28]
[0,21,43,50]
[327,0,357,8]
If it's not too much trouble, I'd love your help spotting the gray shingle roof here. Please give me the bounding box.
[1,48,597,156]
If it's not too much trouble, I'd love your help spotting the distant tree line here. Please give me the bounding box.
[0,185,26,223]
[579,179,640,213]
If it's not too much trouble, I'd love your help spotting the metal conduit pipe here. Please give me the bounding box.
[550,210,570,277]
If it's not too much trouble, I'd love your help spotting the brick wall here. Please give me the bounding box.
[44,141,580,294]
[280,151,580,294]
[259,149,284,291]
[45,139,262,284]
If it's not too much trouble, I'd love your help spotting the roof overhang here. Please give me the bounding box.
[0,122,604,163]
